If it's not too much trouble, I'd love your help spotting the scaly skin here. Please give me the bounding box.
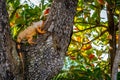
[17,20,45,44]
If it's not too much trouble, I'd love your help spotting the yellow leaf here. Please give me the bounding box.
[74,16,77,22]
[77,7,82,11]
[115,10,120,15]
[81,52,87,57]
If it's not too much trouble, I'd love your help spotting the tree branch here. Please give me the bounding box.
[83,29,107,45]
[112,14,120,80]
[75,21,108,28]
[74,25,107,33]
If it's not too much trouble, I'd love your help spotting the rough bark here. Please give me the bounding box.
[0,0,22,80]
[22,0,78,80]
[112,14,120,80]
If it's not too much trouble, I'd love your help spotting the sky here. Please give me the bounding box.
[20,0,40,6]
[100,10,107,22]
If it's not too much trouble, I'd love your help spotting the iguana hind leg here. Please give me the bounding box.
[27,36,36,44]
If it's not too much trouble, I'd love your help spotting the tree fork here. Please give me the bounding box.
[23,0,78,80]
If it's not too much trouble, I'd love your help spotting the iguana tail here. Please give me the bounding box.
[17,43,24,79]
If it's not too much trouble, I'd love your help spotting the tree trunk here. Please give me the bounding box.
[112,14,120,80]
[22,0,78,80]
[0,0,22,80]
[106,3,116,75]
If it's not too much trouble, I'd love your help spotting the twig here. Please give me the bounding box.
[75,21,108,28]
[74,23,108,33]
[83,29,107,45]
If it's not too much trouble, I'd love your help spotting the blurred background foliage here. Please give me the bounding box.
[7,0,51,39]
[7,0,120,80]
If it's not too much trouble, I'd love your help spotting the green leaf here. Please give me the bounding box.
[116,0,120,7]
[15,17,25,24]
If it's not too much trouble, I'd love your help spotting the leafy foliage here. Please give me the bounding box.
[7,0,50,39]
